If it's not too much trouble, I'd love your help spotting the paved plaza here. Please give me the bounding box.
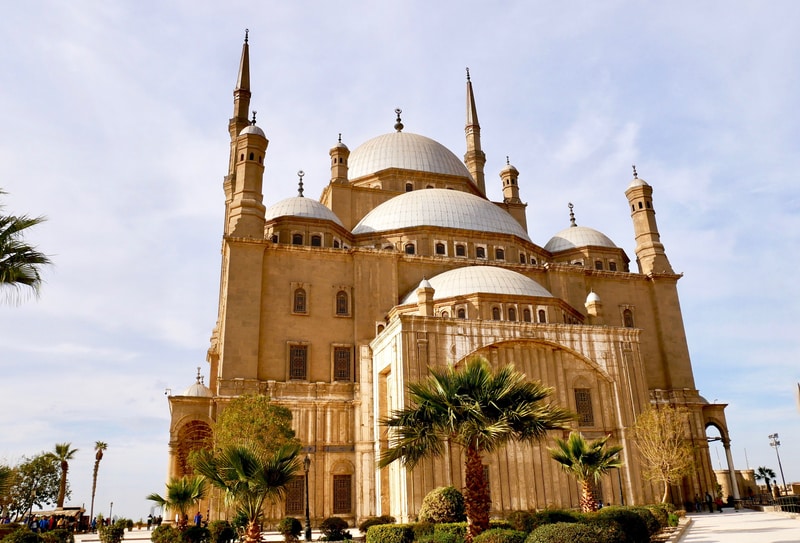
[679,509,800,543]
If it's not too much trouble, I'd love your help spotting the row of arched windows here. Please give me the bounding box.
[271,232,346,249]
[293,288,350,316]
[438,306,547,323]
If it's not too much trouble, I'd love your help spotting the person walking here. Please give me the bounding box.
[705,492,714,512]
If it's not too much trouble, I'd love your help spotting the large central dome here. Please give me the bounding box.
[353,189,532,242]
[348,132,473,180]
[401,266,553,304]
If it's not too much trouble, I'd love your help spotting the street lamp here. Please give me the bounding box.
[768,433,787,494]
[303,454,311,542]
[109,501,113,522]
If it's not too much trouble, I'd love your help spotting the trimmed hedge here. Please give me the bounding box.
[365,523,414,543]
[578,517,628,543]
[207,520,236,543]
[358,515,396,534]
[524,523,598,543]
[473,528,527,543]
[0,528,44,543]
[627,507,660,536]
[433,522,466,542]
[593,507,649,543]
[419,486,467,523]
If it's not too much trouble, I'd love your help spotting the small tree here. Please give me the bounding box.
[90,442,108,522]
[548,432,623,512]
[277,517,302,542]
[418,486,466,523]
[632,406,696,503]
[53,443,78,508]
[7,453,61,520]
[213,395,300,456]
[147,476,207,530]
[754,466,776,495]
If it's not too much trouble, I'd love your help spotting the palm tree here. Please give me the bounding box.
[0,189,51,303]
[549,431,623,512]
[192,443,301,543]
[53,442,78,508]
[755,466,776,495]
[90,441,108,521]
[147,475,207,530]
[379,357,574,542]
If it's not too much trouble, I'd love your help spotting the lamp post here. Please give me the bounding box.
[109,501,113,522]
[616,468,625,506]
[768,433,787,494]
[303,454,311,542]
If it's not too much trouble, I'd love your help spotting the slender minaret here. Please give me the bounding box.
[625,166,674,275]
[464,68,486,196]
[500,156,521,203]
[227,111,268,238]
[228,29,252,176]
[329,133,350,184]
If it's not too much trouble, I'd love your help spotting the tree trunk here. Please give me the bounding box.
[580,480,596,513]
[57,461,68,508]
[661,481,670,503]
[244,520,261,543]
[463,444,490,543]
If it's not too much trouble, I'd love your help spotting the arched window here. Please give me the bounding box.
[595,260,603,270]
[176,420,213,476]
[623,308,634,328]
[495,248,505,260]
[523,308,532,322]
[292,233,303,245]
[441,311,449,318]
[311,235,322,247]
[492,307,501,320]
[538,309,546,323]
[271,234,278,243]
[249,152,254,160]
[435,242,446,255]
[476,246,486,259]
[376,324,385,334]
[457,308,466,319]
[508,307,517,321]
[405,182,413,192]
[609,261,617,271]
[333,239,341,249]
[336,291,349,316]
[404,243,415,255]
[456,244,466,257]
[530,257,537,265]
[519,253,526,264]
[293,289,307,313]
[574,388,594,426]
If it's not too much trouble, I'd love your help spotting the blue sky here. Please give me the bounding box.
[1,1,798,519]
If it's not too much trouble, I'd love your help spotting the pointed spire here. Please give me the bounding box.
[394,108,404,132]
[236,29,251,91]
[466,67,480,128]
[251,110,257,125]
[568,202,577,227]
[464,68,486,195]
[297,170,305,197]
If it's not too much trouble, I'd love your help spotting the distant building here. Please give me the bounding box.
[166,35,735,523]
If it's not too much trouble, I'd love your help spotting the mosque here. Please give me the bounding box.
[165,34,738,524]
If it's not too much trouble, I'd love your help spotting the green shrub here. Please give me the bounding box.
[527,510,582,530]
[40,529,73,543]
[593,507,648,543]
[433,522,466,543]
[358,515,395,534]
[1,527,44,543]
[319,517,351,541]
[125,519,135,531]
[626,507,660,536]
[151,524,182,543]
[207,520,235,543]
[365,524,414,543]
[506,511,536,532]
[277,517,302,542]
[643,505,668,529]
[488,520,513,530]
[182,526,210,543]
[578,517,628,543]
[667,513,679,527]
[525,523,598,543]
[98,519,126,543]
[418,486,466,523]
[473,528,527,543]
[413,521,435,538]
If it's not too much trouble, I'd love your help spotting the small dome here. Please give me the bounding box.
[627,176,649,189]
[500,161,518,176]
[585,291,601,304]
[265,197,344,227]
[401,265,552,304]
[240,124,266,138]
[348,132,473,180]
[418,278,433,290]
[182,382,213,397]
[353,189,532,242]
[544,226,617,253]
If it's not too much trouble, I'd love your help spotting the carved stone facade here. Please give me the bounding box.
[166,36,735,525]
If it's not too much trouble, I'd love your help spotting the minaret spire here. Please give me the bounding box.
[464,67,487,196]
[625,167,674,275]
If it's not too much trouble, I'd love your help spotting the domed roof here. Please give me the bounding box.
[401,265,552,304]
[264,197,344,227]
[239,124,266,138]
[348,132,473,180]
[544,226,617,253]
[353,189,532,242]
[181,372,213,398]
[585,291,601,304]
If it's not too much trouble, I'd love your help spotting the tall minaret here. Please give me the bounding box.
[464,68,486,196]
[625,166,674,275]
[329,133,350,184]
[500,156,521,203]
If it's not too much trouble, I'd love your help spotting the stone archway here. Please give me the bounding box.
[704,417,740,501]
[176,419,213,476]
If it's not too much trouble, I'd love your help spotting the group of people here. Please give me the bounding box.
[146,514,164,530]
[692,492,726,513]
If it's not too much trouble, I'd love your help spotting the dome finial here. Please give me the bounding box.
[244,28,249,44]
[568,202,577,227]
[251,110,257,125]
[506,156,510,165]
[297,170,305,197]
[466,67,471,82]
[632,164,638,179]
[394,108,404,132]
[195,366,202,384]
[338,133,342,143]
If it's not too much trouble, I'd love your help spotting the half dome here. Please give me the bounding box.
[353,189,532,242]
[264,197,344,227]
[181,381,212,398]
[544,226,617,253]
[401,265,552,304]
[348,132,472,180]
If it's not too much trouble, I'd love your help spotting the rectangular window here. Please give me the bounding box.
[575,388,594,426]
[334,347,351,381]
[332,474,352,514]
[285,476,304,515]
[290,345,308,380]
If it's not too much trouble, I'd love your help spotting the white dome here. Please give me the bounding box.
[265,197,344,227]
[544,226,617,253]
[353,189,532,242]
[239,124,266,138]
[401,265,552,304]
[348,132,472,180]
[585,291,601,304]
[627,176,649,189]
[181,382,212,398]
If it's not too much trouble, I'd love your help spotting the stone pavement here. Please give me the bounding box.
[679,509,800,543]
